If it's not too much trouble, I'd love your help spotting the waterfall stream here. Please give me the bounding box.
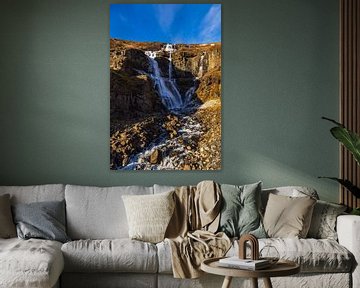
[198,53,205,78]
[165,44,174,80]
[145,44,198,112]
[121,113,203,170]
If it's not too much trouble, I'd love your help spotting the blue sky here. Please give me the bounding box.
[110,4,221,44]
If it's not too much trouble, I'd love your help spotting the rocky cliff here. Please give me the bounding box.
[110,38,221,170]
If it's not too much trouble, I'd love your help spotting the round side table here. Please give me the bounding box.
[201,257,300,288]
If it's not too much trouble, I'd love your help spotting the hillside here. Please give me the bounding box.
[110,39,221,170]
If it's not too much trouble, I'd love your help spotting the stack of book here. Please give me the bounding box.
[218,257,271,270]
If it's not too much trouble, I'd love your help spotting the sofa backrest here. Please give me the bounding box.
[261,186,319,212]
[153,184,176,194]
[0,184,65,204]
[65,184,153,240]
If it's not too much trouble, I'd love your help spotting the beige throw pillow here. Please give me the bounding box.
[263,193,316,238]
[0,194,17,238]
[122,191,175,243]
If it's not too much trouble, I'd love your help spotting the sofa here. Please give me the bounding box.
[0,183,359,288]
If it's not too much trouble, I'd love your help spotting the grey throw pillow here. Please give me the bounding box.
[0,194,16,238]
[12,200,70,243]
[218,182,266,238]
[307,200,347,240]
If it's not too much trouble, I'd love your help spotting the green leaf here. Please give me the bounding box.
[318,177,360,198]
[351,208,360,215]
[321,116,344,127]
[322,117,360,165]
[330,127,360,165]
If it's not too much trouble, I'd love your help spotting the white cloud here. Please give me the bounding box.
[117,13,127,23]
[199,5,221,43]
[155,4,182,33]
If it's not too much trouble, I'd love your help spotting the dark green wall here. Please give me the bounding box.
[0,0,340,202]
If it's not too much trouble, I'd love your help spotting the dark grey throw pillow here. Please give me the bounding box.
[218,182,266,238]
[0,194,17,238]
[12,200,70,243]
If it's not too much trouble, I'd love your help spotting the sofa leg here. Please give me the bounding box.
[263,277,273,288]
[251,278,258,288]
[221,276,232,288]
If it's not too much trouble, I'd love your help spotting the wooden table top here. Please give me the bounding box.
[201,257,300,278]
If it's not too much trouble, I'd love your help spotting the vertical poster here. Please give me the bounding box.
[110,4,222,170]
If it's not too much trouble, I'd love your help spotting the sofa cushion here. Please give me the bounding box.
[65,185,153,239]
[218,182,266,238]
[122,191,175,243]
[156,240,173,274]
[263,194,316,238]
[12,200,70,243]
[153,184,176,194]
[0,184,65,204]
[0,194,16,238]
[0,238,64,288]
[261,238,353,273]
[61,239,158,273]
[261,186,319,213]
[307,200,347,240]
[234,238,353,273]
[157,238,353,274]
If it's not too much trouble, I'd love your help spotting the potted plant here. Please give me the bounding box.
[320,117,360,215]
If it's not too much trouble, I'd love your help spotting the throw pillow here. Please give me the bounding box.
[218,182,266,238]
[122,191,175,243]
[12,200,70,243]
[263,193,316,238]
[0,194,17,238]
[307,200,347,240]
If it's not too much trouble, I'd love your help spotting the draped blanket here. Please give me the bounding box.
[165,181,231,278]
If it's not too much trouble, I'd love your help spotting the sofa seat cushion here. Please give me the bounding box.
[231,238,353,273]
[61,239,158,273]
[157,238,353,274]
[0,238,64,288]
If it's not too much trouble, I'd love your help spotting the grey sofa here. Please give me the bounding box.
[0,184,359,288]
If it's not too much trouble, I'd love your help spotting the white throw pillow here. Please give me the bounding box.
[122,191,175,243]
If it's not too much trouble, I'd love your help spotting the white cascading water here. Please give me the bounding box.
[165,44,174,80]
[185,85,196,104]
[145,47,183,110]
[198,53,205,78]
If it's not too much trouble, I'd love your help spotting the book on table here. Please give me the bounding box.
[218,257,271,270]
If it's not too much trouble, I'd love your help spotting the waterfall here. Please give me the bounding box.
[198,53,205,78]
[145,49,183,110]
[145,51,157,59]
[165,44,174,80]
[185,85,196,104]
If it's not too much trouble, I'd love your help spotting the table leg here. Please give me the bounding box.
[263,277,273,288]
[251,278,258,288]
[221,276,232,288]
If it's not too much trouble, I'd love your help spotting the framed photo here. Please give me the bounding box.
[110,4,222,170]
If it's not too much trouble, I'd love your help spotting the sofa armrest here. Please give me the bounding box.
[337,215,360,288]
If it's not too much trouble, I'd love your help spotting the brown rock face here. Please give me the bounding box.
[110,71,164,123]
[171,43,221,103]
[110,39,221,122]
[110,40,166,124]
